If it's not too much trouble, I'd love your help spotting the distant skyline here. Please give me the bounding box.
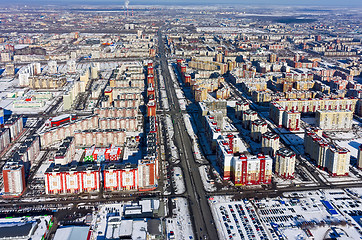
[6,0,362,7]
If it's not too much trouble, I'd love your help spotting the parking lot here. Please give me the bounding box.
[212,198,271,240]
[210,190,362,240]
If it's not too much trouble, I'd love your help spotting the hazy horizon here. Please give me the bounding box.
[5,0,362,7]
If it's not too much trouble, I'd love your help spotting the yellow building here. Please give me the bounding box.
[325,146,350,176]
[316,110,353,130]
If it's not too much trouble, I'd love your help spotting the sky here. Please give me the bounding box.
[7,0,362,7]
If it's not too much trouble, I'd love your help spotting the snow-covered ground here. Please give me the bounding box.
[175,89,185,100]
[335,138,362,160]
[178,99,187,111]
[199,165,217,192]
[183,114,197,139]
[168,65,178,84]
[164,115,179,163]
[165,115,174,139]
[210,189,362,240]
[316,167,362,185]
[325,130,362,160]
[165,197,194,240]
[160,90,169,110]
[158,69,165,90]
[172,167,186,194]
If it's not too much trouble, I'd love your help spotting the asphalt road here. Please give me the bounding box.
[157,29,219,240]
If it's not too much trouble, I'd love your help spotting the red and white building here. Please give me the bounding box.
[47,114,76,128]
[2,161,26,196]
[45,164,101,194]
[275,148,296,179]
[138,158,157,190]
[147,100,156,117]
[103,164,138,191]
[232,153,272,186]
[216,134,248,181]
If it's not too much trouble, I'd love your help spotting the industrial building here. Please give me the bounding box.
[47,114,77,128]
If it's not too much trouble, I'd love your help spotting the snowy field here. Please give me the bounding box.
[210,189,362,240]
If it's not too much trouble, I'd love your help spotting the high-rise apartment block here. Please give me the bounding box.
[275,148,296,179]
[2,162,26,196]
[251,119,268,142]
[282,110,301,131]
[316,110,353,130]
[232,154,272,186]
[325,146,350,176]
[261,132,280,157]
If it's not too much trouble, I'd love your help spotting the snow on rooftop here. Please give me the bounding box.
[53,226,89,240]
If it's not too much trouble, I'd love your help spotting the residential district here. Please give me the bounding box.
[0,3,361,240]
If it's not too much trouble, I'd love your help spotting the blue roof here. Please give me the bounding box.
[321,200,338,215]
